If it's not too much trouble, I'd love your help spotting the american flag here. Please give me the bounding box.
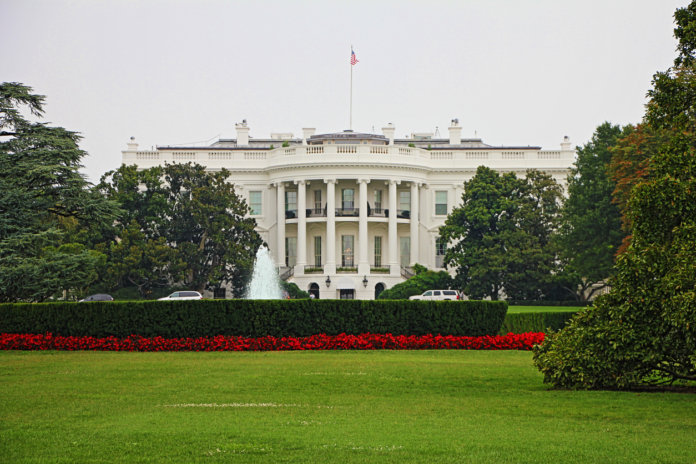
[351,49,359,66]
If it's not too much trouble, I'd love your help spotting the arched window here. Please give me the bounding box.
[374,282,385,299]
[308,282,320,299]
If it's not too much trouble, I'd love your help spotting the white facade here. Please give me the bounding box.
[122,120,575,299]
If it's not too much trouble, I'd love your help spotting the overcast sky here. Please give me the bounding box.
[1,0,688,182]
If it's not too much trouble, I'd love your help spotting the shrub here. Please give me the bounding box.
[0,299,507,338]
[500,311,577,334]
[377,270,454,299]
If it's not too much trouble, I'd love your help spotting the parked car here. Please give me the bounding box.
[157,291,203,301]
[409,290,460,301]
[79,294,114,302]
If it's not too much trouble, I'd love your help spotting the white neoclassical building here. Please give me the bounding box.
[122,120,575,300]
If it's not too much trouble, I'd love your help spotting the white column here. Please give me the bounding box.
[296,180,307,275]
[324,179,336,275]
[410,182,419,266]
[275,182,285,268]
[358,178,370,275]
[453,183,463,209]
[388,179,399,274]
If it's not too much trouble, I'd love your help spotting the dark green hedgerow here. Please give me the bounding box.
[0,299,507,338]
[500,311,578,334]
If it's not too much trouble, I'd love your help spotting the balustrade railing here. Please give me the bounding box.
[336,207,359,217]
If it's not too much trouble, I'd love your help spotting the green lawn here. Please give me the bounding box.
[507,305,584,313]
[1,350,694,463]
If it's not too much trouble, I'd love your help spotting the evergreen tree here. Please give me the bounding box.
[556,122,626,300]
[0,83,119,301]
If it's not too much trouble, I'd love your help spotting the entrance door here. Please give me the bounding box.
[309,283,320,299]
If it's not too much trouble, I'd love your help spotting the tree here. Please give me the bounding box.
[608,123,668,253]
[534,2,696,389]
[503,169,563,300]
[162,163,262,295]
[100,221,186,299]
[0,83,120,301]
[555,123,626,300]
[98,163,263,297]
[439,166,562,300]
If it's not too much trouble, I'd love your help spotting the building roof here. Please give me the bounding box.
[308,130,388,144]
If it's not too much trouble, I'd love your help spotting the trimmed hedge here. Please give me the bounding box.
[0,299,508,338]
[500,311,578,334]
[506,300,592,307]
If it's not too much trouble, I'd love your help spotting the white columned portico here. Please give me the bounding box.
[410,182,420,266]
[275,182,286,268]
[358,178,370,275]
[296,179,307,275]
[388,179,399,274]
[324,178,337,275]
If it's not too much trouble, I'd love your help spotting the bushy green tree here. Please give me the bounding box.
[377,268,454,300]
[0,83,119,301]
[555,123,626,300]
[534,2,696,389]
[98,163,262,297]
[439,166,562,300]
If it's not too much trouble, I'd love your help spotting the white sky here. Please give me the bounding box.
[1,0,687,182]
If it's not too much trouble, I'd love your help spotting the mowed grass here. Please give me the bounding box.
[1,351,695,463]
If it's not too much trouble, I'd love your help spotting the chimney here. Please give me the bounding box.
[235,120,250,146]
[382,123,395,145]
[302,127,316,145]
[127,136,139,150]
[448,119,462,145]
[561,135,571,151]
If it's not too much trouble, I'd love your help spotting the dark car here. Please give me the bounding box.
[79,294,114,302]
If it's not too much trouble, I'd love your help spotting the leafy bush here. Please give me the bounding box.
[281,281,309,299]
[0,299,507,338]
[534,228,696,389]
[377,270,454,299]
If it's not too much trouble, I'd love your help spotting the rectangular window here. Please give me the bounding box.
[341,235,354,267]
[249,191,262,216]
[374,190,383,211]
[285,237,297,267]
[285,191,297,211]
[314,236,322,267]
[314,190,322,212]
[436,237,446,268]
[374,236,382,267]
[435,191,448,215]
[342,188,354,210]
[400,236,410,267]
[399,191,411,212]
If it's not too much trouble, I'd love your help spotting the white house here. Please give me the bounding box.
[122,120,575,299]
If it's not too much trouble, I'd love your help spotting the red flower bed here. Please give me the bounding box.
[0,332,544,352]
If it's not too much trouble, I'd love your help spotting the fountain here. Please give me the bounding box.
[245,245,284,299]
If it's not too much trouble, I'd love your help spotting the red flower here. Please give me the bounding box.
[0,332,545,352]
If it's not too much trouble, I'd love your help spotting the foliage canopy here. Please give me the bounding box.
[534,2,696,389]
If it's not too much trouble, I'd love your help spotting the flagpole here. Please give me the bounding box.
[350,45,353,131]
